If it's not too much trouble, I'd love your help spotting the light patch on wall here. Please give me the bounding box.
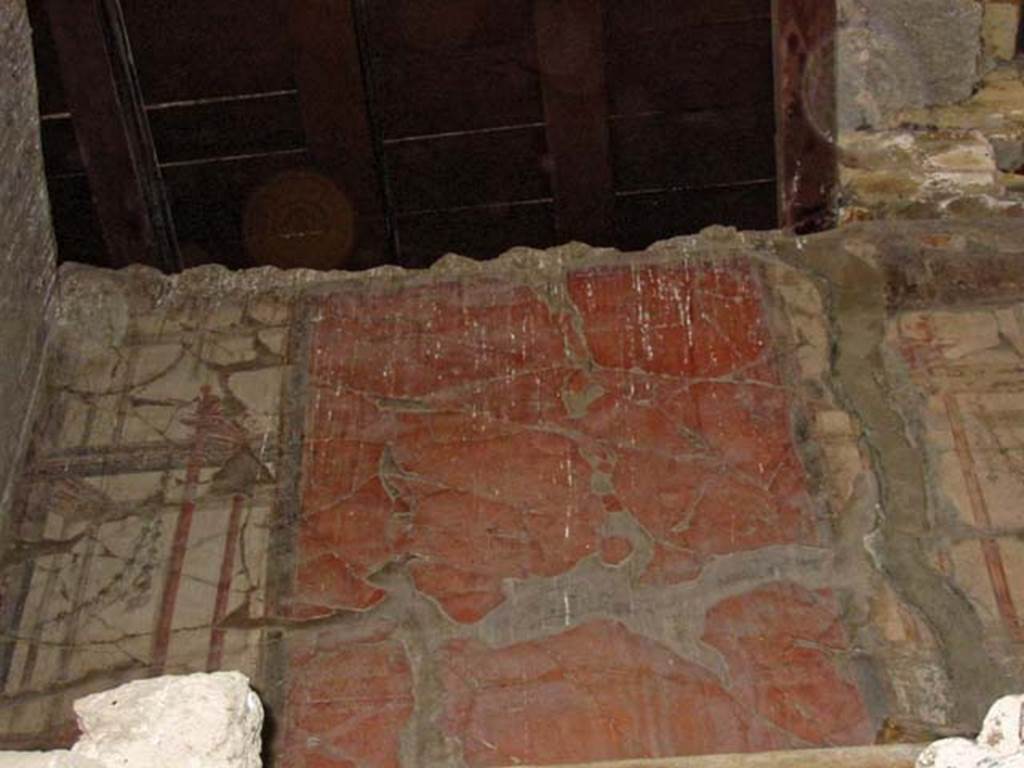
[984,1,1022,62]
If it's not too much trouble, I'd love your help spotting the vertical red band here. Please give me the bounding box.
[207,493,245,671]
[150,386,217,672]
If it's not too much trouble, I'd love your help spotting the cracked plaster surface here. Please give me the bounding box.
[1,221,1023,766]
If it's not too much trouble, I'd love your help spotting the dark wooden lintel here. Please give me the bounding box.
[772,0,838,234]
[45,0,180,271]
[534,0,615,246]
[1017,6,1024,58]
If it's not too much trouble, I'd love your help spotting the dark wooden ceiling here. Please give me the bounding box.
[29,0,834,272]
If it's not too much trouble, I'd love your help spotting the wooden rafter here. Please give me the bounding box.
[1018,6,1024,57]
[773,0,838,233]
[45,0,180,271]
[534,0,615,246]
[289,0,386,224]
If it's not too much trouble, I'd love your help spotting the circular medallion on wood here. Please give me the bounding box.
[243,169,356,270]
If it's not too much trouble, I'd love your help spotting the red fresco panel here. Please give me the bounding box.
[285,261,871,766]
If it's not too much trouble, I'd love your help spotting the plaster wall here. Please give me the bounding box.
[2,221,1024,767]
[0,0,57,522]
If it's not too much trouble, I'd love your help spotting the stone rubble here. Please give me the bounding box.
[0,754,103,767]
[839,66,1024,224]
[917,696,1024,768]
[0,673,263,768]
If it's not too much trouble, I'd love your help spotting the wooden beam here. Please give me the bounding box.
[773,0,838,234]
[289,0,384,218]
[534,0,615,246]
[1018,4,1024,58]
[44,0,180,271]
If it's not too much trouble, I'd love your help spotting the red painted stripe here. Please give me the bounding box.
[151,386,217,672]
[207,493,245,671]
[944,393,1023,642]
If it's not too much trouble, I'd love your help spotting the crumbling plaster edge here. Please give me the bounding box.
[53,226,785,312]
[52,218,1024,314]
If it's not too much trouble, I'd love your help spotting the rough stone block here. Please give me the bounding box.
[71,672,263,768]
[0,754,103,768]
[839,128,1024,222]
[895,68,1024,175]
[837,0,983,130]
[917,695,1024,767]
[983,3,1022,63]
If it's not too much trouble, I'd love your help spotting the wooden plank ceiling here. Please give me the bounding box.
[29,0,802,272]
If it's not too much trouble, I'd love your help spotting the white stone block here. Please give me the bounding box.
[70,671,263,768]
[979,695,1024,755]
[917,695,1024,768]
[917,738,1000,768]
[0,753,103,768]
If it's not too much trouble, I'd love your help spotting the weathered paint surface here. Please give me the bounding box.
[283,259,870,765]
[3,221,1024,765]
[892,306,1024,644]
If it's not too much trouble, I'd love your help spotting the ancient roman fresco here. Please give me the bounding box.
[891,305,1024,646]
[283,261,872,765]
[5,224,1024,765]
[0,291,288,746]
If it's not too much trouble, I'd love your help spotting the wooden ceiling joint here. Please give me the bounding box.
[44,0,181,271]
[31,0,839,269]
[772,0,838,234]
[289,0,392,259]
[534,0,615,247]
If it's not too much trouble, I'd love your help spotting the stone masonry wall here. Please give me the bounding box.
[837,0,1021,132]
[2,219,1024,766]
[0,0,57,523]
[838,0,984,131]
[838,64,1024,223]
[836,0,1024,227]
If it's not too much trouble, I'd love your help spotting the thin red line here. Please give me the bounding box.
[944,393,1023,642]
[207,493,245,671]
[151,386,216,672]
